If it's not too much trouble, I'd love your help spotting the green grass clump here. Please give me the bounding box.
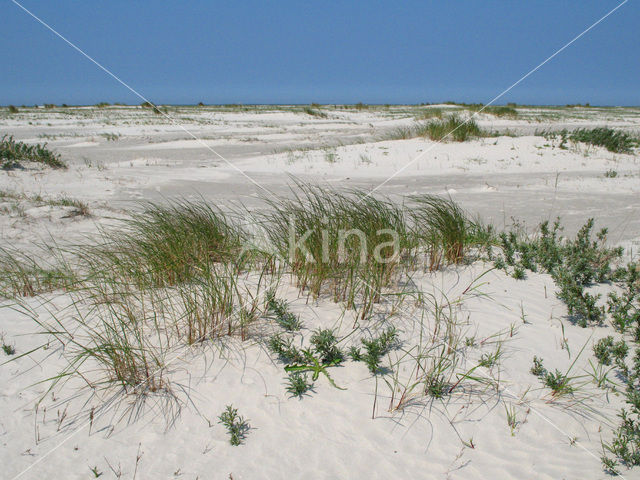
[0,247,74,297]
[539,128,637,153]
[483,105,518,117]
[410,195,488,270]
[262,182,412,320]
[570,127,637,153]
[302,106,327,118]
[89,200,247,287]
[218,405,250,446]
[417,115,484,142]
[384,115,484,142]
[8,105,18,114]
[1,135,66,169]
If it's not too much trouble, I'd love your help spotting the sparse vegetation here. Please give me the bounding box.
[494,218,622,327]
[540,127,637,154]
[386,115,485,142]
[1,135,66,169]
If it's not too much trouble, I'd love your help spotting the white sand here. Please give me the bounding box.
[1,105,640,479]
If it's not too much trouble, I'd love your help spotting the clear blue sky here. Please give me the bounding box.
[1,1,638,106]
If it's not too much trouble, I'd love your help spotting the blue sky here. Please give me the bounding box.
[1,1,637,106]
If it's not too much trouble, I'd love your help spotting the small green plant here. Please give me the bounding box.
[350,327,399,374]
[266,296,303,331]
[267,334,305,364]
[605,169,618,178]
[593,336,628,367]
[544,369,574,396]
[478,344,502,368]
[8,105,19,114]
[512,266,526,280]
[310,328,345,365]
[285,372,313,398]
[425,374,449,399]
[1,332,15,355]
[601,455,619,475]
[571,127,637,154]
[284,349,345,390]
[218,405,250,446]
[530,356,547,377]
[90,466,103,478]
[505,403,518,436]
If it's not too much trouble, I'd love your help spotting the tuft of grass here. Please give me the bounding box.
[1,135,66,169]
[570,127,637,154]
[384,115,484,142]
[262,182,412,320]
[410,194,487,269]
[302,106,327,118]
[0,247,74,298]
[483,105,518,117]
[418,115,484,142]
[88,200,248,287]
[8,105,19,114]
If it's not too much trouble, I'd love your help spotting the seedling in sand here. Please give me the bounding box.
[218,405,250,446]
[267,334,305,364]
[310,328,345,365]
[1,332,15,356]
[530,356,547,377]
[505,403,518,436]
[90,466,103,477]
[285,372,314,398]
[350,327,400,374]
[266,295,303,331]
[544,369,574,396]
[425,374,449,399]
